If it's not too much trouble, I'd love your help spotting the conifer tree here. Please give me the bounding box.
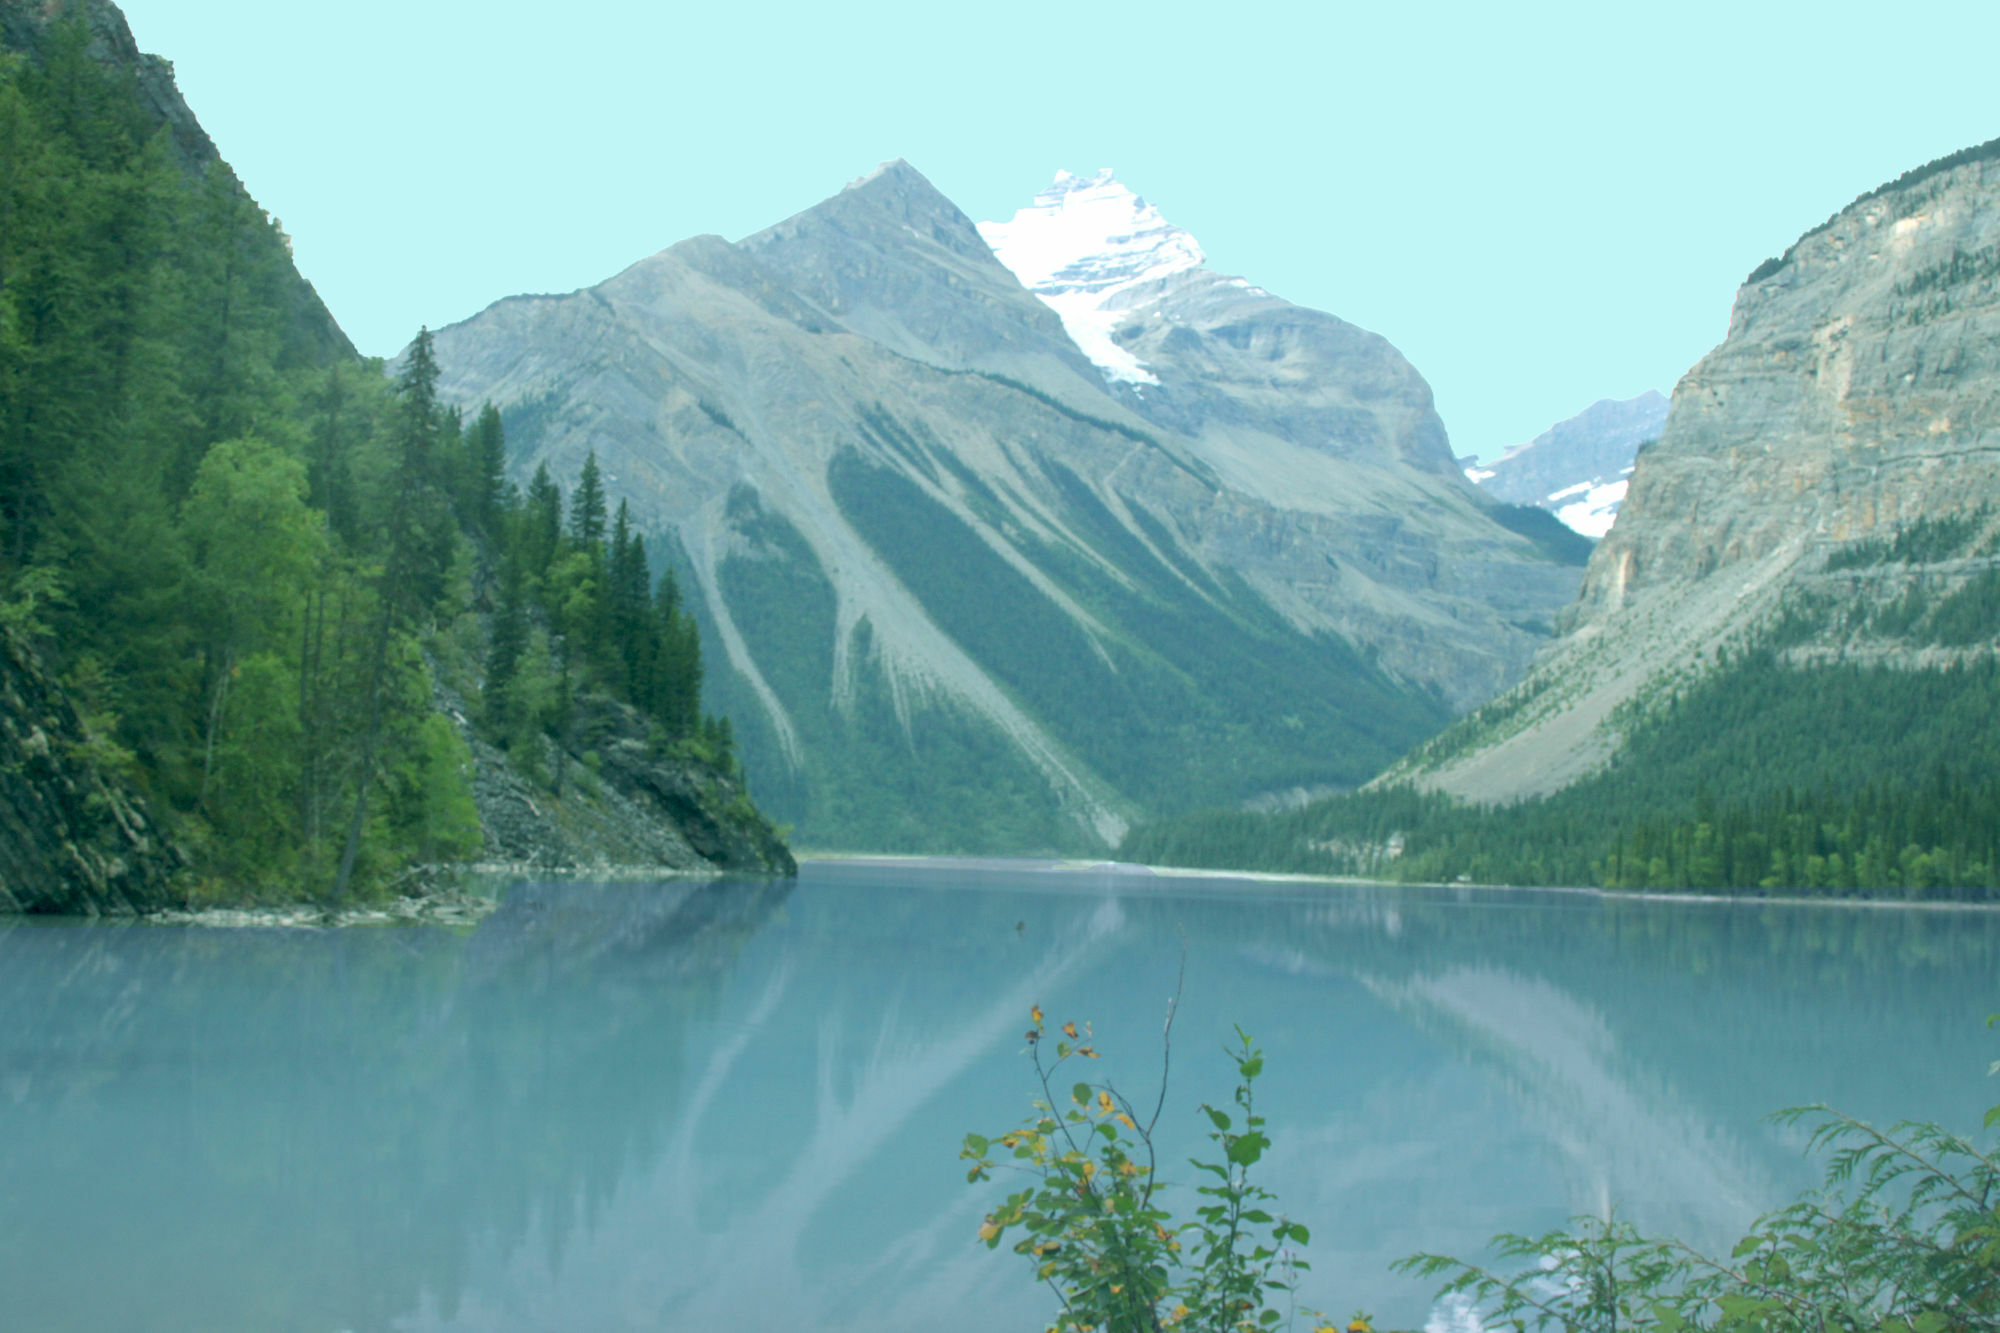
[523,462,562,580]
[569,449,607,552]
[466,402,507,539]
[333,326,456,901]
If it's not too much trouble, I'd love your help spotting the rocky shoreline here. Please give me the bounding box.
[139,859,783,929]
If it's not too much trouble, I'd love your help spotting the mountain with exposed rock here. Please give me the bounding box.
[426,164,1589,851]
[1466,391,1669,538]
[1400,136,2000,804]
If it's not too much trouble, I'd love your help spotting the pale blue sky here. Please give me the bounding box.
[117,0,2000,458]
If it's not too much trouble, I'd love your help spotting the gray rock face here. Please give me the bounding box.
[1470,392,1668,536]
[426,162,1584,850]
[439,684,794,877]
[1577,153,2000,624]
[0,627,183,914]
[1402,139,2000,802]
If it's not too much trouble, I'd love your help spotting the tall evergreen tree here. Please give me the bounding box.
[333,326,457,900]
[466,402,507,539]
[523,461,562,581]
[569,449,607,552]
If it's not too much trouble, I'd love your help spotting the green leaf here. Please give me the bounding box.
[1240,1056,1264,1078]
[1288,1223,1311,1245]
[1073,1083,1092,1107]
[1226,1130,1269,1167]
[964,1133,989,1156]
[1206,1107,1232,1132]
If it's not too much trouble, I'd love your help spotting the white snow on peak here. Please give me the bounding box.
[978,169,1206,385]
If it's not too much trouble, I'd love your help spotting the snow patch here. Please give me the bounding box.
[1554,478,1628,539]
[978,169,1206,385]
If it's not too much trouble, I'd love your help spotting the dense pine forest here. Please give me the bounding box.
[0,20,724,900]
[1122,647,2000,899]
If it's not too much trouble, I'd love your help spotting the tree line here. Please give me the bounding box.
[1121,649,2000,899]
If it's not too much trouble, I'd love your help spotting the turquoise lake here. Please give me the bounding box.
[2,861,1995,1332]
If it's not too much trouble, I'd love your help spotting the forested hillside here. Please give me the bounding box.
[1123,641,2000,898]
[0,14,777,905]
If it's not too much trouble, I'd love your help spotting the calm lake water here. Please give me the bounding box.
[2,861,1995,1333]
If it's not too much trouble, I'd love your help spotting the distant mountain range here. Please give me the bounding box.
[1465,391,1669,538]
[426,165,1588,851]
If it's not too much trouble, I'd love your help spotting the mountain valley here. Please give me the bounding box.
[1130,135,2000,895]
[427,166,1588,851]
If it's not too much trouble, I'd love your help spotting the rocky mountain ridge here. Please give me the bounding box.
[1401,136,2000,803]
[1467,391,1668,538]
[427,162,1588,850]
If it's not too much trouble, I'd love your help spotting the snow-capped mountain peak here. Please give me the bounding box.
[978,169,1207,385]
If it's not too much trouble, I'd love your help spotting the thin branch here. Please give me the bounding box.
[1148,950,1185,1138]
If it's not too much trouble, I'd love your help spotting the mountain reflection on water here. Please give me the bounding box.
[0,866,1993,1333]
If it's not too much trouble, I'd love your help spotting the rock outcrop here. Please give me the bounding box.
[442,683,794,877]
[1400,137,2000,802]
[0,627,183,914]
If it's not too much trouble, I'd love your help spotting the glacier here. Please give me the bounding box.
[977,168,1206,386]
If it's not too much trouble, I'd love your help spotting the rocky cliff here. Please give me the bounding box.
[0,627,183,913]
[427,163,1585,850]
[442,683,796,877]
[1402,137,2000,802]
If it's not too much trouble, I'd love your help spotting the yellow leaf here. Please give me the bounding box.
[1097,1090,1114,1116]
[1117,1112,1137,1131]
[1031,1004,1043,1026]
[979,1219,1001,1241]
[1062,1021,1078,1038]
